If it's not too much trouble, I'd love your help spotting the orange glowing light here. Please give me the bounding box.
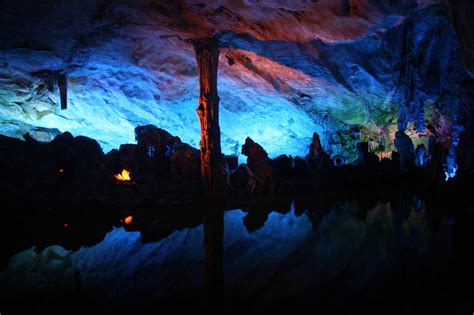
[124,216,133,225]
[114,169,131,181]
[377,151,392,160]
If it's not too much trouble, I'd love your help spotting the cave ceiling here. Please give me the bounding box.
[0,0,472,161]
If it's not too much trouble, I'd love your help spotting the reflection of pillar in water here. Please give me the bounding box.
[203,206,224,293]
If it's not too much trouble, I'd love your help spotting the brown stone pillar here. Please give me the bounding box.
[193,39,222,193]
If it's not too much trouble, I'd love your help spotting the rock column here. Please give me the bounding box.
[193,39,222,193]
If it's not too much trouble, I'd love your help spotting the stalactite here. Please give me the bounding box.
[398,19,425,132]
[415,144,427,167]
[193,38,222,193]
[445,121,464,180]
[57,73,68,110]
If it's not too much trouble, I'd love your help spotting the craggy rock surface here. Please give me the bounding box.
[0,0,473,165]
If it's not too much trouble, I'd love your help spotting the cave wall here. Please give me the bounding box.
[446,0,474,77]
[0,0,472,163]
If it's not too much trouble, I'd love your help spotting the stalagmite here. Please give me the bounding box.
[193,38,222,193]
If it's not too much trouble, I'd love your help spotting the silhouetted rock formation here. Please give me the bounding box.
[241,137,274,193]
[307,132,332,171]
[229,164,255,194]
[394,131,416,170]
[272,155,293,179]
[135,125,182,157]
[109,125,201,185]
[309,132,324,158]
[428,135,446,183]
[170,144,200,180]
[356,142,379,168]
[2,123,473,210]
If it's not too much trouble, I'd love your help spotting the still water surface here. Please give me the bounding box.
[0,197,472,314]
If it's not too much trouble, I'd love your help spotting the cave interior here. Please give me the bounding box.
[0,0,473,314]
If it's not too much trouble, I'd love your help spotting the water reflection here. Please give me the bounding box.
[0,195,471,313]
[204,206,224,295]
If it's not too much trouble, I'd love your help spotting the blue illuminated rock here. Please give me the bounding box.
[0,0,471,164]
[394,131,416,170]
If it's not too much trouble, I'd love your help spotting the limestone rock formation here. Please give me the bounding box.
[194,38,222,192]
[415,144,427,167]
[307,132,332,170]
[170,144,200,180]
[241,137,274,193]
[135,125,182,157]
[355,142,379,168]
[446,0,474,77]
[0,0,472,165]
[394,131,416,170]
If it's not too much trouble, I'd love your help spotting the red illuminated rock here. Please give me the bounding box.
[307,132,332,170]
[194,38,222,193]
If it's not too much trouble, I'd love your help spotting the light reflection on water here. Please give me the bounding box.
[0,199,460,313]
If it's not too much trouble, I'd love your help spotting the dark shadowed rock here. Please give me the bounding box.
[356,142,379,168]
[229,164,255,194]
[223,155,238,171]
[415,144,427,167]
[135,125,182,157]
[307,132,332,171]
[428,135,446,183]
[272,155,293,179]
[241,137,274,193]
[293,156,310,178]
[170,144,200,180]
[394,131,415,170]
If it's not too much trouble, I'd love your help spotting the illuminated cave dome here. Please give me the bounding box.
[0,0,473,163]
